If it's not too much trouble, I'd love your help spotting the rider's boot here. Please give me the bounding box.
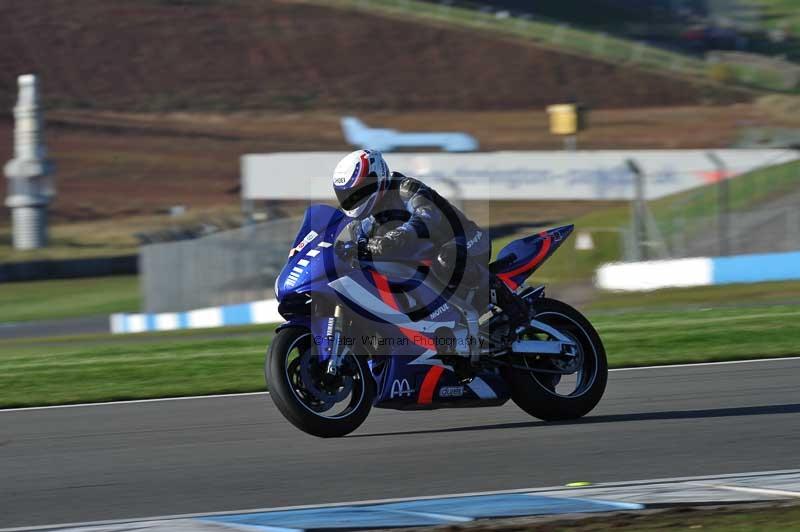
[437,348,476,383]
[435,326,477,384]
[452,357,476,384]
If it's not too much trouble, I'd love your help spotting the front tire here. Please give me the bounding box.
[265,327,375,438]
[511,298,607,421]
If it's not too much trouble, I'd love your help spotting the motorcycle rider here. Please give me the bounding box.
[331,149,527,347]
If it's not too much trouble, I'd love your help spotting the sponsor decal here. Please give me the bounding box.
[289,230,319,258]
[439,386,465,398]
[286,233,324,287]
[390,378,414,398]
[466,230,483,249]
[429,303,450,320]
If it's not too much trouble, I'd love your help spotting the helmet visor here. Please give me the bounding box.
[335,173,378,213]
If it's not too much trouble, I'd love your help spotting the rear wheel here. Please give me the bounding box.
[510,298,607,421]
[265,327,374,437]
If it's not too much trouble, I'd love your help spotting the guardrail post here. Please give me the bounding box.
[627,159,648,261]
[707,152,730,256]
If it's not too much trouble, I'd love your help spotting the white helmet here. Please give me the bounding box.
[332,149,390,219]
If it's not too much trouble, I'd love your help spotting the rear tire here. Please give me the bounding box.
[511,298,607,421]
[265,327,375,438]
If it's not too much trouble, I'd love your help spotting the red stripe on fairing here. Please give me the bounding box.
[370,270,443,404]
[498,232,552,290]
[418,365,445,405]
[371,271,399,310]
[370,271,435,351]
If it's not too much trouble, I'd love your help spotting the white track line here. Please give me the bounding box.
[703,484,800,499]
[4,469,799,532]
[2,356,800,413]
[0,391,269,413]
[611,356,800,372]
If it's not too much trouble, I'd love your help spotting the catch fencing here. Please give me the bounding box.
[621,158,800,262]
[663,205,800,259]
[142,156,800,313]
[140,217,299,313]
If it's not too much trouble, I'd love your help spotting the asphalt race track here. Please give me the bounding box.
[0,316,107,340]
[3,358,800,529]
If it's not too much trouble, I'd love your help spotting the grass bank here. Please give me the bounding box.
[2,298,799,408]
[494,158,800,283]
[324,0,786,92]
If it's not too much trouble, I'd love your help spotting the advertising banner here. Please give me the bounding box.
[241,150,797,201]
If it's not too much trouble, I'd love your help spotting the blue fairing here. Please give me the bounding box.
[275,206,570,410]
[494,225,574,289]
[276,204,348,301]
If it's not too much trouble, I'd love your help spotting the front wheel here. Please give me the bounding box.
[510,298,608,421]
[265,327,375,438]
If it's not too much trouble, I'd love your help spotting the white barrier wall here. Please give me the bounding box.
[112,251,800,332]
[111,299,281,334]
[596,251,800,292]
[242,150,797,202]
[596,258,713,291]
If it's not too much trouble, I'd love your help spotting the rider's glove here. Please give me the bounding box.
[335,240,358,263]
[335,239,371,264]
[364,230,404,257]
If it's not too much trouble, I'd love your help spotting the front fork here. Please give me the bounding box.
[306,303,351,377]
[325,305,347,376]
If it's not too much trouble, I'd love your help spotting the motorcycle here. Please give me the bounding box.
[266,204,607,437]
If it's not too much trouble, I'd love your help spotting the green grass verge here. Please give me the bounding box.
[594,304,800,368]
[0,325,275,408]
[0,275,140,322]
[2,301,799,408]
[587,279,800,312]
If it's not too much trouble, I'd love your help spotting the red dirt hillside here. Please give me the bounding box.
[0,0,746,112]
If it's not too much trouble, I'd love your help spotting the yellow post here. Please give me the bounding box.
[547,104,578,136]
[547,103,586,150]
